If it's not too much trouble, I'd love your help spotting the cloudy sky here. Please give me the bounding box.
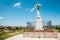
[0,0,60,26]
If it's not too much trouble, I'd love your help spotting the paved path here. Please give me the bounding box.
[5,34,59,40]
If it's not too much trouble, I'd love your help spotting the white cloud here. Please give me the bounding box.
[14,3,21,7]
[26,8,30,11]
[0,17,3,19]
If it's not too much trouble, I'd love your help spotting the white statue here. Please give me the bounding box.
[31,3,43,30]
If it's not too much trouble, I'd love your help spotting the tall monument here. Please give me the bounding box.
[35,3,43,30]
[23,3,56,38]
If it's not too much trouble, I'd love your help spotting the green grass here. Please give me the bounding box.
[0,29,24,40]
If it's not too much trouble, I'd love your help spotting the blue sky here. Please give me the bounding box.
[0,0,60,26]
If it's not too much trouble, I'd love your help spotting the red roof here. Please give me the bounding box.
[27,30,53,32]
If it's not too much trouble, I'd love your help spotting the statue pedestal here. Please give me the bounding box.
[23,30,57,38]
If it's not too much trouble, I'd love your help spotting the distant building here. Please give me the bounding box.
[43,21,52,27]
[27,22,35,30]
[27,21,52,30]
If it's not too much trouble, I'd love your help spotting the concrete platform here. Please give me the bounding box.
[23,30,57,38]
[5,34,59,40]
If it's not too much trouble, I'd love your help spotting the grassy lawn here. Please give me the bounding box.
[0,29,24,40]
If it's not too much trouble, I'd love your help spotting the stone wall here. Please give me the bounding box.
[23,32,57,38]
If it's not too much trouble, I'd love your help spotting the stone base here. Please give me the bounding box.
[35,28,44,30]
[23,30,57,38]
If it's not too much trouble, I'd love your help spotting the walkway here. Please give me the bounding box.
[5,34,59,40]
